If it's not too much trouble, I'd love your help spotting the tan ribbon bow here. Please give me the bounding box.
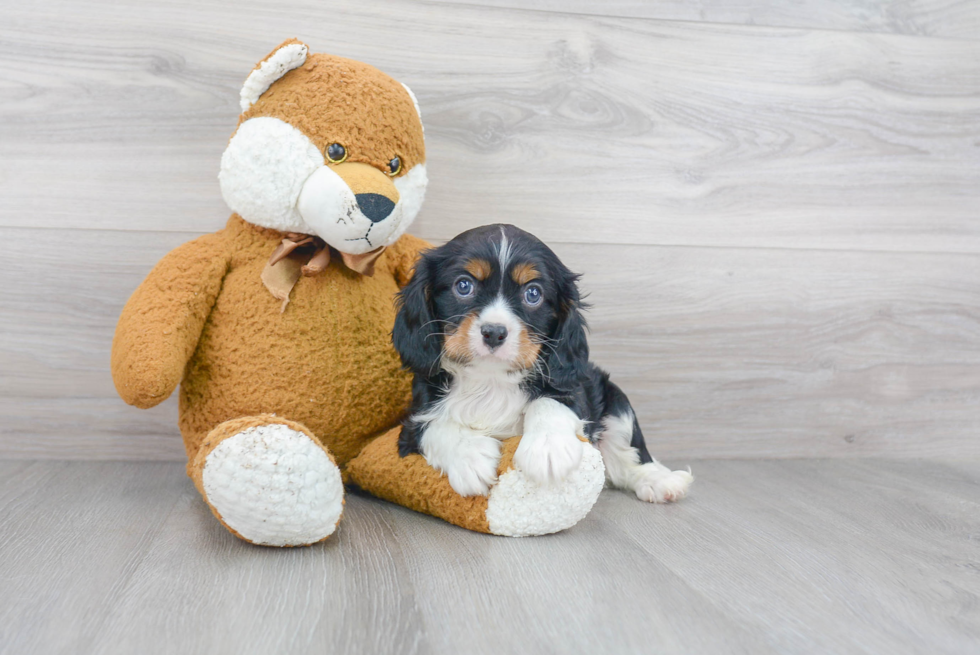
[261,232,386,312]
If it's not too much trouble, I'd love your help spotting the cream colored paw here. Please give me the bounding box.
[201,423,344,546]
[515,397,586,485]
[486,442,605,537]
[634,466,693,503]
[422,426,501,497]
[514,429,584,485]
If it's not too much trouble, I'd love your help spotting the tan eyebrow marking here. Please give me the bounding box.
[511,262,539,286]
[464,258,492,281]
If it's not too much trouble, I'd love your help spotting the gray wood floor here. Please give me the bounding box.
[1,458,977,655]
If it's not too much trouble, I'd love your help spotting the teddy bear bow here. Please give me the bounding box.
[261,232,386,312]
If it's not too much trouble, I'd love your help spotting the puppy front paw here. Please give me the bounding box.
[514,431,584,485]
[425,433,501,497]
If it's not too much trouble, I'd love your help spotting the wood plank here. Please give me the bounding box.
[1,0,978,252]
[2,227,979,459]
[87,490,429,655]
[1,460,978,654]
[429,0,980,41]
[0,397,183,461]
[0,462,187,654]
[383,494,771,655]
[598,458,980,653]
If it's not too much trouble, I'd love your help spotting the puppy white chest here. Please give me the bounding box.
[437,359,527,438]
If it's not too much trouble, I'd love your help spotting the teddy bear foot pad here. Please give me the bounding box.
[191,417,345,547]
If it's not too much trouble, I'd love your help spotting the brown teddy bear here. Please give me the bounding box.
[111,39,605,546]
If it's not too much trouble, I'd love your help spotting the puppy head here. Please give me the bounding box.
[393,224,589,388]
[219,39,427,254]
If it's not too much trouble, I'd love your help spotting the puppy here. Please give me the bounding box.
[392,224,693,502]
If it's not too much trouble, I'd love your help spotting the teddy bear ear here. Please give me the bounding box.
[401,83,422,122]
[239,38,309,113]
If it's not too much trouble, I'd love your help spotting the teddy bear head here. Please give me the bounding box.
[219,39,427,255]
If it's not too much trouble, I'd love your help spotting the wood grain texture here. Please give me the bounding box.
[2,227,979,460]
[1,459,977,654]
[2,0,978,460]
[1,0,978,252]
[429,0,980,41]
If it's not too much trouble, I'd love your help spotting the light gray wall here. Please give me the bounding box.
[2,0,978,459]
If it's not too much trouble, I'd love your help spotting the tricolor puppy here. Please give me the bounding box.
[393,224,693,502]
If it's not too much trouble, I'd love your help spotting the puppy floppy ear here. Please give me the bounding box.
[392,254,442,378]
[543,266,590,392]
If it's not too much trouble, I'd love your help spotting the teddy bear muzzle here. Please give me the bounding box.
[297,160,403,254]
[329,160,399,222]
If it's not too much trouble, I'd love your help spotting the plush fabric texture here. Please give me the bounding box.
[112,40,603,545]
[240,40,308,112]
[346,427,504,533]
[111,232,230,410]
[347,430,606,537]
[485,440,605,537]
[189,415,343,546]
[242,52,425,177]
[219,116,324,233]
[112,215,427,466]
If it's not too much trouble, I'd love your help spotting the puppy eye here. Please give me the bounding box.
[523,284,543,307]
[325,143,347,163]
[387,156,402,176]
[454,277,475,298]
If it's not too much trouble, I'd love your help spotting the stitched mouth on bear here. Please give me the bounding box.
[345,223,376,247]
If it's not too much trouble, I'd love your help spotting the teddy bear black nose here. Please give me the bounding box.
[355,193,396,223]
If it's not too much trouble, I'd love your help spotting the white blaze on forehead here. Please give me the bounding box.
[495,227,512,272]
[240,42,308,112]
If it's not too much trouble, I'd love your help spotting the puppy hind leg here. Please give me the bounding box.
[597,410,693,504]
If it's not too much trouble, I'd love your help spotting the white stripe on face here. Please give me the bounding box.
[496,226,512,273]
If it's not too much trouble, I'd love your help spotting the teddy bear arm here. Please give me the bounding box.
[387,233,434,288]
[111,233,231,409]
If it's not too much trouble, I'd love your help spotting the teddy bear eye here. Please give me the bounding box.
[387,156,402,176]
[326,143,347,163]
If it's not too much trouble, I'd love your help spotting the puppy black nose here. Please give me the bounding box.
[481,323,508,350]
[355,193,396,223]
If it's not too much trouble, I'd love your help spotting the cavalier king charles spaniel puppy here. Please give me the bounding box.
[392,224,693,502]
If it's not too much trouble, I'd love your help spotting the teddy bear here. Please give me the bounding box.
[111,39,605,546]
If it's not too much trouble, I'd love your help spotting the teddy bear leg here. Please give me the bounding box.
[187,415,345,547]
[346,428,605,537]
